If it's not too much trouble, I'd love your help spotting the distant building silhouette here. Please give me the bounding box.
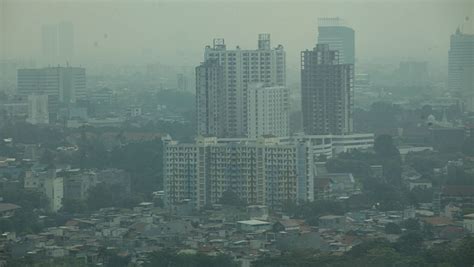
[448,28,474,111]
[42,22,74,65]
[17,66,86,116]
[317,17,355,65]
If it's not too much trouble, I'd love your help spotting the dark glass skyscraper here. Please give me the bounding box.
[317,17,355,65]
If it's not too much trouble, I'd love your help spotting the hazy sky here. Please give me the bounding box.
[1,0,473,69]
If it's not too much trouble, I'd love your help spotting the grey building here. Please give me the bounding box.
[301,44,354,135]
[448,28,474,111]
[17,66,86,114]
[196,59,225,137]
[42,22,74,65]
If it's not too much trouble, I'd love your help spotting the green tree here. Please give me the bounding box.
[395,231,424,255]
[219,190,246,207]
[374,134,400,159]
[61,198,88,214]
[146,249,238,267]
[384,222,402,234]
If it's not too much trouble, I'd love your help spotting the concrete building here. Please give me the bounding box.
[317,17,355,65]
[202,34,286,137]
[247,83,289,138]
[24,169,63,212]
[301,44,354,135]
[62,170,97,200]
[17,67,86,115]
[448,28,474,112]
[27,95,49,125]
[196,59,225,137]
[163,136,315,210]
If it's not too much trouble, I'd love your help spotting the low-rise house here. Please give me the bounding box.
[273,219,302,232]
[441,186,474,208]
[237,220,272,232]
[0,203,20,218]
[314,173,356,199]
[462,213,474,233]
[407,179,432,191]
[319,215,347,231]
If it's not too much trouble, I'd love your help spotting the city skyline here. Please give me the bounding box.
[1,0,472,69]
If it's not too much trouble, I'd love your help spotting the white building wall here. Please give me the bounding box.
[203,34,286,137]
[27,95,49,124]
[247,83,289,138]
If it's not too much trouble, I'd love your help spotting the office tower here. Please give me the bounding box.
[163,136,315,209]
[301,44,354,135]
[17,66,86,115]
[203,34,286,137]
[42,22,74,65]
[317,17,355,65]
[196,59,225,137]
[247,83,290,138]
[448,28,474,111]
[27,95,49,125]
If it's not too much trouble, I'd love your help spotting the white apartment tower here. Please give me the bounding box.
[163,136,314,210]
[27,94,49,125]
[202,34,286,137]
[247,83,290,138]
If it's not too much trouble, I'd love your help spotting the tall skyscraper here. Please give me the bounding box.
[202,34,286,137]
[17,66,86,114]
[247,83,289,138]
[317,17,355,65]
[27,95,49,125]
[196,59,225,137]
[301,44,354,135]
[42,22,74,65]
[448,28,474,111]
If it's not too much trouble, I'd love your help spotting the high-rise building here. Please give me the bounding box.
[24,169,63,212]
[247,83,289,138]
[196,59,225,137]
[301,44,354,135]
[163,136,315,209]
[17,66,86,114]
[27,95,49,125]
[42,22,74,65]
[448,28,474,111]
[202,34,286,137]
[317,17,355,65]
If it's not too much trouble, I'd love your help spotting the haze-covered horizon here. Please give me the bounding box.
[1,0,473,70]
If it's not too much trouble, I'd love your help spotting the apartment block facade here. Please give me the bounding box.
[201,34,286,137]
[247,83,289,138]
[163,136,315,210]
[301,44,354,135]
